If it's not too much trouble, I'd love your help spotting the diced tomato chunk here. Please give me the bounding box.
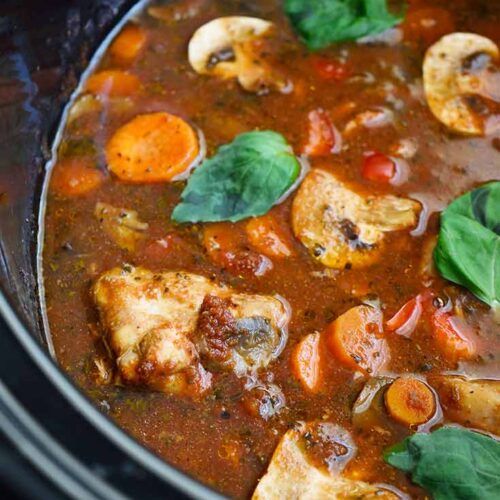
[362,153,396,183]
[431,310,477,362]
[387,290,436,337]
[303,109,339,156]
[386,297,422,337]
[310,56,350,82]
[203,223,272,277]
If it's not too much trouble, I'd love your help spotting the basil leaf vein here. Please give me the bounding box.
[434,182,500,309]
[171,131,300,223]
[284,0,405,50]
[384,427,500,500]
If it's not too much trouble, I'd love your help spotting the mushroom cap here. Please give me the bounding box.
[423,32,499,135]
[292,169,420,269]
[188,16,273,78]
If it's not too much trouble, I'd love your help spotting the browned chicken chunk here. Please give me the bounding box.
[93,266,289,395]
[428,375,500,434]
[252,421,398,499]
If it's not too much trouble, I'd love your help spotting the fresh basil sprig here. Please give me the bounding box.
[385,427,500,500]
[171,131,300,223]
[284,0,405,50]
[434,182,500,311]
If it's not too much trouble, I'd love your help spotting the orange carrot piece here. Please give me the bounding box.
[326,305,389,376]
[291,333,323,393]
[105,112,199,183]
[50,158,104,196]
[85,70,141,98]
[384,377,436,427]
[110,24,147,63]
[432,311,477,362]
[246,214,294,259]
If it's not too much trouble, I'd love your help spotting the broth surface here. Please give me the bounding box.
[43,0,499,497]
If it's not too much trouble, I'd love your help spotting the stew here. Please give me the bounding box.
[42,0,500,498]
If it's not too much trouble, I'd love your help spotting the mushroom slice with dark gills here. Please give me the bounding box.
[292,169,420,269]
[423,33,500,135]
[93,266,289,396]
[195,294,289,376]
[188,17,289,94]
[252,421,399,499]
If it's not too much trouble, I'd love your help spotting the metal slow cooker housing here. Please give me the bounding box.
[0,1,223,498]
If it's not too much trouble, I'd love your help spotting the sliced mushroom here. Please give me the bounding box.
[252,421,398,499]
[94,202,149,252]
[188,16,288,94]
[292,169,420,269]
[423,32,500,135]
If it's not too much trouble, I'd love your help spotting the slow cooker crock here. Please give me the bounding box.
[0,1,222,498]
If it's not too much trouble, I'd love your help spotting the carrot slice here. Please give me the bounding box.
[110,24,147,63]
[105,112,200,183]
[291,333,322,393]
[431,311,477,362]
[384,377,436,427]
[50,158,104,196]
[246,214,294,259]
[85,70,141,98]
[326,305,389,376]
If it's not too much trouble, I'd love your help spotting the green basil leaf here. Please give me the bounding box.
[385,427,500,500]
[284,0,405,50]
[171,131,300,223]
[434,182,500,309]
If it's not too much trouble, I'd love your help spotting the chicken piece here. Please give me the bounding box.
[292,169,420,269]
[253,422,397,499]
[94,202,149,252]
[93,266,289,394]
[428,375,500,435]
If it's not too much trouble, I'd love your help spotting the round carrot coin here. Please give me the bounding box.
[50,158,105,196]
[105,112,200,183]
[85,70,141,97]
[384,377,436,427]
